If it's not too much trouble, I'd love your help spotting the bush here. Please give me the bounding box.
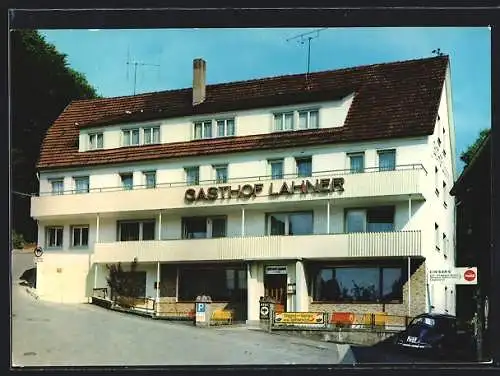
[12,231,26,249]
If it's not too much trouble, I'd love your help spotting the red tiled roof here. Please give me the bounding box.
[37,55,449,170]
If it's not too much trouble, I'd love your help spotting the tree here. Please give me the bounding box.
[460,128,491,166]
[106,260,144,305]
[10,30,101,242]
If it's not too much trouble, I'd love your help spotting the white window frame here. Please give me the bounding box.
[213,165,228,184]
[71,225,89,248]
[143,126,160,145]
[122,128,140,146]
[268,159,284,180]
[46,226,64,249]
[50,178,64,196]
[185,166,200,185]
[297,109,319,130]
[273,112,294,132]
[73,176,89,194]
[215,118,236,137]
[88,132,103,150]
[193,120,213,140]
[143,171,157,189]
[117,219,156,241]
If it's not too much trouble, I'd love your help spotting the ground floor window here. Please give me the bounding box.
[312,265,404,303]
[178,266,246,301]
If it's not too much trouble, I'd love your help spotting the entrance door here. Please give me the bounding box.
[264,273,287,313]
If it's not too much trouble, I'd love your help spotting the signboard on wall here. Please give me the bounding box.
[428,267,477,285]
[273,312,327,328]
[265,266,287,275]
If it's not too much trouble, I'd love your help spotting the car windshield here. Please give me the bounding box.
[410,316,436,327]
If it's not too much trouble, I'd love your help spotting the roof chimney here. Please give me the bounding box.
[192,58,206,106]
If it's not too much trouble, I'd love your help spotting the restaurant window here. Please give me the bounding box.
[88,133,103,150]
[120,173,133,190]
[117,220,155,241]
[349,153,364,173]
[185,166,200,185]
[296,157,312,178]
[378,149,396,171]
[269,159,284,180]
[214,165,228,184]
[178,266,247,301]
[345,206,395,233]
[313,266,403,303]
[182,216,227,239]
[46,226,63,248]
[144,171,156,189]
[50,179,64,195]
[267,212,313,236]
[71,225,89,248]
[74,176,89,194]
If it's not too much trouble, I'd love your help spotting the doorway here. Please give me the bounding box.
[264,273,287,313]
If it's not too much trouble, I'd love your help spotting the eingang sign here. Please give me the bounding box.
[184,177,345,202]
[273,312,327,328]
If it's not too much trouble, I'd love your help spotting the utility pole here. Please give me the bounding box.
[126,48,160,95]
[286,28,328,80]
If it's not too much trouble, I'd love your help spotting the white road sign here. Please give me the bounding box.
[428,267,477,285]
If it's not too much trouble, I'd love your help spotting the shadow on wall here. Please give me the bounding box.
[19,267,36,288]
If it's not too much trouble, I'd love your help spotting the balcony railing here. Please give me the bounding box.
[32,165,427,218]
[92,230,422,263]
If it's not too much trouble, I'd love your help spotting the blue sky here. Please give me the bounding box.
[39,27,491,173]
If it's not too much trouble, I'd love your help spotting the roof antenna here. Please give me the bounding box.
[286,28,328,82]
[126,46,161,95]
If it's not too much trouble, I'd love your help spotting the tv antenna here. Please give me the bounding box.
[286,28,328,78]
[126,47,161,95]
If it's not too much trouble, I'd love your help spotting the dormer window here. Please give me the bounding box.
[298,110,319,129]
[274,112,294,131]
[144,127,160,144]
[88,133,103,150]
[122,128,140,146]
[274,109,320,132]
[194,118,235,140]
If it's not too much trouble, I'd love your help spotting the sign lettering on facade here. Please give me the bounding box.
[273,312,326,328]
[184,178,345,203]
[428,267,477,285]
[265,266,287,275]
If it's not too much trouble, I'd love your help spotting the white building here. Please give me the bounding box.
[31,56,457,324]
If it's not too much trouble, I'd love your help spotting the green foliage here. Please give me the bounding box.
[11,30,101,241]
[12,231,26,249]
[460,128,490,166]
[106,260,144,302]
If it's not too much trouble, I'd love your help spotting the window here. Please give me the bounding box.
[117,220,155,241]
[144,171,156,189]
[313,266,403,303]
[182,216,227,239]
[435,223,440,251]
[435,167,439,196]
[274,112,294,131]
[178,266,247,301]
[46,226,63,248]
[378,150,396,171]
[88,133,103,150]
[214,165,228,184]
[122,128,140,146]
[269,159,284,180]
[443,181,448,208]
[216,119,235,137]
[194,120,213,139]
[298,110,319,129]
[296,157,312,177]
[50,179,64,195]
[349,153,365,173]
[437,137,442,147]
[71,225,89,247]
[185,167,200,185]
[143,127,160,145]
[267,212,313,236]
[443,233,448,257]
[120,173,133,190]
[74,176,89,194]
[345,206,395,233]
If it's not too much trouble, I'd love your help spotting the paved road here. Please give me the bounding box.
[11,282,355,366]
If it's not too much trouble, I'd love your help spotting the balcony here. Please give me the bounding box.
[32,164,427,218]
[92,230,422,263]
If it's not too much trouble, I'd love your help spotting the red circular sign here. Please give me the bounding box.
[464,269,476,281]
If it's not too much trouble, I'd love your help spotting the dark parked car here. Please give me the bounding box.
[394,313,474,359]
